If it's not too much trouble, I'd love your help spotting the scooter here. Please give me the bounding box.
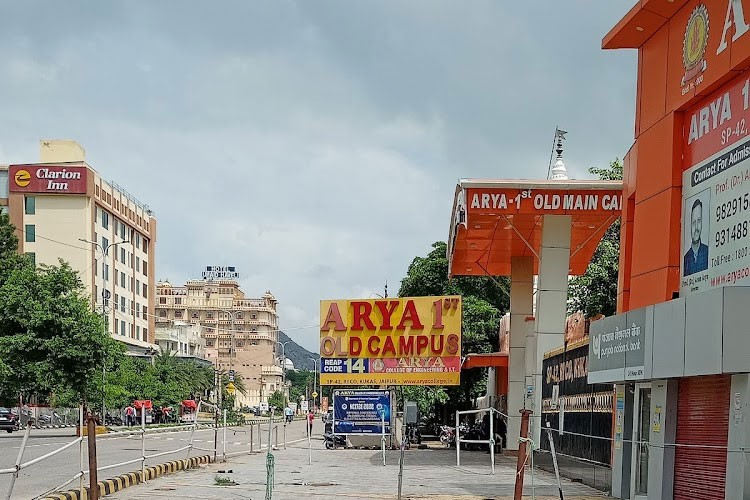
[324,432,347,449]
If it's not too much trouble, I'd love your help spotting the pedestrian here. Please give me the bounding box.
[284,406,293,423]
[307,409,314,435]
[125,405,135,427]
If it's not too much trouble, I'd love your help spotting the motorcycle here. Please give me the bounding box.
[438,425,455,447]
[461,422,487,451]
[324,432,347,449]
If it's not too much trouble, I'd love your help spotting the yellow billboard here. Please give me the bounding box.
[319,296,461,386]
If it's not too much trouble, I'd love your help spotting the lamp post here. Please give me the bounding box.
[309,357,318,411]
[204,287,237,409]
[277,341,291,398]
[79,237,130,421]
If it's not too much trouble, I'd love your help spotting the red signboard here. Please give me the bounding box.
[9,165,87,194]
[465,188,621,215]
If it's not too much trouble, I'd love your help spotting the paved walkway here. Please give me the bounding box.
[106,434,610,500]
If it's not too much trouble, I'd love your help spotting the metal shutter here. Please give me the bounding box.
[673,375,730,500]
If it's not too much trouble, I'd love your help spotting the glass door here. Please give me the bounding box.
[631,384,651,499]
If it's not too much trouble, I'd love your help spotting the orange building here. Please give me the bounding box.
[595,1,750,498]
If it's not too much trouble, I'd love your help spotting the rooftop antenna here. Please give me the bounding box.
[547,128,569,180]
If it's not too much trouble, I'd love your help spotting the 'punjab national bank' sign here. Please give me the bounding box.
[10,165,87,194]
[319,296,461,386]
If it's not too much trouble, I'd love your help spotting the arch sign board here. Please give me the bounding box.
[319,296,461,386]
[681,69,750,295]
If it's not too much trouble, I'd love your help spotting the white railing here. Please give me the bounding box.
[455,408,506,475]
[1,403,298,500]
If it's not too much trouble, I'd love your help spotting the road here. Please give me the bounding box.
[0,419,309,499]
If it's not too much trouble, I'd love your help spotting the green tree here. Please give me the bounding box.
[398,242,506,419]
[568,159,623,318]
[0,239,124,407]
[268,390,285,410]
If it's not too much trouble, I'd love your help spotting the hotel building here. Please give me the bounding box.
[155,278,284,407]
[0,140,157,352]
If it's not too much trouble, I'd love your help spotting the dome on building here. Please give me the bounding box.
[284,358,295,370]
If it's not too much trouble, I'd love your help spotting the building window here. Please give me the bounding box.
[136,325,140,340]
[104,263,109,282]
[175,311,183,318]
[143,238,148,252]
[102,236,108,251]
[120,296,126,313]
[120,320,125,336]
[24,224,35,242]
[159,297,166,304]
[135,233,141,248]
[24,196,35,215]
[159,310,166,318]
[26,252,35,266]
[192,312,199,319]
[120,247,125,264]
[101,211,109,229]
[119,221,126,240]
[175,297,182,305]
[136,256,140,272]
[143,260,148,276]
[114,320,118,334]
[251,313,257,319]
[206,312,213,319]
[120,272,126,288]
[0,206,7,215]
[136,280,140,295]
[0,171,7,198]
[142,305,147,318]
[236,312,244,319]
[206,340,214,347]
[142,283,147,298]
[143,328,148,339]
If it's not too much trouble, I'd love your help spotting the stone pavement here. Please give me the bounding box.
[106,434,611,500]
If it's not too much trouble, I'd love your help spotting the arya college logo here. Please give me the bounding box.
[13,169,31,187]
[682,4,709,87]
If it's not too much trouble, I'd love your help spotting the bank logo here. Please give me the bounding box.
[682,4,709,87]
[13,169,31,187]
[592,334,601,360]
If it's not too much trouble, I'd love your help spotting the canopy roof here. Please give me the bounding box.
[448,179,622,277]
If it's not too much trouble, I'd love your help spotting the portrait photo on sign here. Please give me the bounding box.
[683,189,710,277]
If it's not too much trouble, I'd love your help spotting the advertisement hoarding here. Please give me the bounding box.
[332,389,391,435]
[9,165,88,194]
[319,296,461,386]
[681,71,750,296]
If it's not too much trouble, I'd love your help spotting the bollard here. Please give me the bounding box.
[141,409,146,483]
[250,424,254,452]
[274,425,278,448]
[87,414,99,500]
[514,409,532,500]
[283,421,287,450]
[79,406,84,497]
[223,410,227,462]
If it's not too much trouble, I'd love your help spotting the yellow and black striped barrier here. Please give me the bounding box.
[41,455,212,500]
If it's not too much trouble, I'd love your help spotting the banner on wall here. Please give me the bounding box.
[682,71,750,296]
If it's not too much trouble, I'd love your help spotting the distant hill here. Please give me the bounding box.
[279,331,319,371]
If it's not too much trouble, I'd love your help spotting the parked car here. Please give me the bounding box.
[0,408,19,433]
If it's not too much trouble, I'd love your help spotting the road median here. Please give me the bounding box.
[39,454,213,500]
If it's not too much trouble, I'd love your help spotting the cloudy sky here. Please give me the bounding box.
[0,1,636,351]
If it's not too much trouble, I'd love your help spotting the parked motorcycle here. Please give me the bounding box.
[439,425,455,447]
[324,432,347,449]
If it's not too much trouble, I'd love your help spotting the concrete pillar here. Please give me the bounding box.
[507,255,534,452]
[648,379,677,500]
[531,215,571,446]
[726,374,750,500]
[612,383,634,499]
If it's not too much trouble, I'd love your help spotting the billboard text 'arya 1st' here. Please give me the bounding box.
[319,296,461,386]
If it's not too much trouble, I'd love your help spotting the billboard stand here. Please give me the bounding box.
[381,410,386,466]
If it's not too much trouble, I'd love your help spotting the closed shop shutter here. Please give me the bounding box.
[673,375,730,500]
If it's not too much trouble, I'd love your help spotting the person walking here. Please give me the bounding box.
[125,405,135,427]
[307,410,314,435]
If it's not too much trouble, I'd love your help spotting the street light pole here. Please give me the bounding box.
[79,237,130,421]
[276,341,291,397]
[309,357,318,410]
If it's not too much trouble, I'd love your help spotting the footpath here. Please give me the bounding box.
[105,431,611,500]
